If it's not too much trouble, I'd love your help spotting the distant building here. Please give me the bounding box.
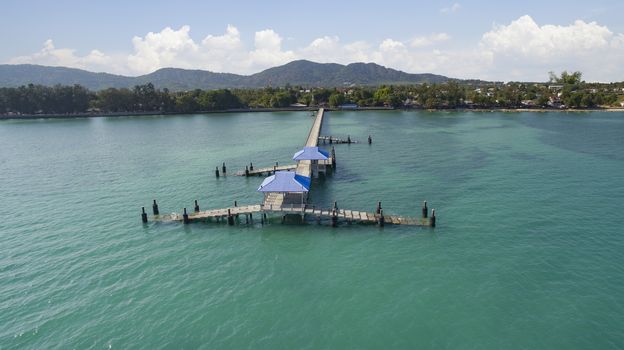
[338,104,358,109]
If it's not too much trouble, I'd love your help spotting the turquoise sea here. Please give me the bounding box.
[1,110,623,349]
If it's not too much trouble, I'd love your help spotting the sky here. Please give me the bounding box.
[2,0,624,82]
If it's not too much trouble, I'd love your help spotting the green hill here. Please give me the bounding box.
[0,60,450,91]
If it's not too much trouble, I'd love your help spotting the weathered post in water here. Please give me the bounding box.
[379,209,385,227]
[152,200,160,215]
[245,166,249,177]
[331,146,336,167]
[141,207,148,223]
[368,135,372,144]
[376,201,382,214]
[215,166,220,178]
[347,135,351,144]
[331,209,338,227]
[430,209,436,228]
[222,162,227,174]
[194,200,200,213]
[250,162,254,171]
[422,200,428,218]
[183,208,189,224]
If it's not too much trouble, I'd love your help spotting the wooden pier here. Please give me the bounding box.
[318,136,358,144]
[235,164,297,176]
[152,202,432,227]
[143,108,436,228]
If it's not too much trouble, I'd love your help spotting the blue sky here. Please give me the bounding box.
[3,0,624,81]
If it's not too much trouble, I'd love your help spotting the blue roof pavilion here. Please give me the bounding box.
[257,171,311,193]
[292,146,330,161]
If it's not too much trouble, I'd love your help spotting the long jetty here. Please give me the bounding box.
[143,108,436,227]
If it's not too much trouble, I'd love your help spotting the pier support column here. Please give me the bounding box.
[250,162,254,171]
[347,135,351,144]
[430,209,436,228]
[331,209,338,227]
[215,167,220,178]
[422,201,428,219]
[368,135,372,144]
[331,147,336,168]
[183,208,189,224]
[245,166,249,177]
[194,200,200,213]
[379,209,385,227]
[227,209,234,225]
[152,200,159,215]
[141,207,148,223]
[376,201,382,214]
[222,162,227,174]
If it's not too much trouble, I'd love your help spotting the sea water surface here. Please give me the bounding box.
[1,111,623,349]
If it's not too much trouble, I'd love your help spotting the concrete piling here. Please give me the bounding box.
[376,201,382,214]
[245,166,249,176]
[422,200,428,218]
[331,209,338,227]
[347,135,351,144]
[215,166,220,178]
[194,200,200,213]
[222,162,226,174]
[430,209,436,228]
[368,135,372,144]
[141,207,148,223]
[152,199,160,215]
[379,209,385,227]
[249,162,254,171]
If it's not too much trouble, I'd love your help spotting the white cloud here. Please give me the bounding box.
[481,15,612,57]
[247,29,296,70]
[9,39,114,72]
[441,3,461,14]
[127,25,199,74]
[6,17,624,82]
[476,15,624,81]
[410,33,451,48]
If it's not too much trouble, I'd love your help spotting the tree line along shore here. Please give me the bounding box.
[1,71,623,118]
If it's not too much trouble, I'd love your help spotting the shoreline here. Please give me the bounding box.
[1,106,623,120]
